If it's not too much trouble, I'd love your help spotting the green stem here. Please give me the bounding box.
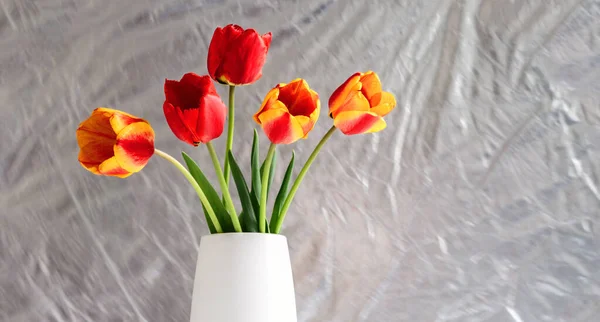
[259,143,277,233]
[206,142,242,232]
[223,85,236,187]
[273,126,337,234]
[154,149,223,233]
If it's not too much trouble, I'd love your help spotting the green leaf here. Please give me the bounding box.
[227,151,258,232]
[260,150,277,198]
[238,210,266,233]
[238,210,257,232]
[269,151,277,194]
[182,152,235,233]
[201,204,217,234]
[270,152,295,233]
[248,190,271,233]
[251,130,261,198]
[249,190,261,220]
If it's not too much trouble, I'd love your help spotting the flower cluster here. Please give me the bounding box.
[76,24,397,234]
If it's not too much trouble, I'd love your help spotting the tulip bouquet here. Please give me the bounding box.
[76,24,396,235]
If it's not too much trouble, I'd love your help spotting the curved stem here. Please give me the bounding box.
[223,85,236,187]
[206,141,242,232]
[154,149,223,233]
[259,143,277,233]
[273,126,337,234]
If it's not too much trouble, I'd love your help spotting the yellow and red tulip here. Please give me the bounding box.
[207,24,272,86]
[328,71,396,135]
[253,79,320,144]
[76,108,155,178]
[163,73,227,146]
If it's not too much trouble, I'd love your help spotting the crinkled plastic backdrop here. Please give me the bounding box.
[2,0,600,321]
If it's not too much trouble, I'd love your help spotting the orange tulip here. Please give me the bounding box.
[76,108,155,178]
[328,71,396,135]
[253,79,320,144]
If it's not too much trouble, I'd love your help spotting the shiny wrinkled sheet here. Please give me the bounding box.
[2,0,600,321]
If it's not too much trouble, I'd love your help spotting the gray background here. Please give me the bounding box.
[2,0,600,321]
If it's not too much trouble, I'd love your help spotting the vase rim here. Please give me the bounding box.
[201,232,287,240]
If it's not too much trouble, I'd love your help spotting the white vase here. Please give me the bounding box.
[189,233,297,322]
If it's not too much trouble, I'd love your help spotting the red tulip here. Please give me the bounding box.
[76,108,155,178]
[163,73,227,146]
[207,24,272,86]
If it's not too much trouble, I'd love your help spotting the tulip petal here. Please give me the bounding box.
[222,24,244,43]
[254,87,280,124]
[164,79,184,108]
[294,115,314,138]
[76,114,116,166]
[310,89,320,111]
[98,156,133,178]
[110,112,144,134]
[208,24,270,85]
[333,110,387,135]
[114,122,155,173]
[255,79,320,143]
[163,74,226,145]
[173,93,226,145]
[192,94,227,144]
[370,91,397,117]
[330,89,370,119]
[258,104,305,144]
[328,73,362,117]
[364,118,387,133]
[359,71,383,104]
[207,25,244,81]
[207,28,224,80]
[310,92,321,117]
[180,73,217,95]
[261,32,272,49]
[163,101,200,146]
[78,151,101,175]
[221,29,268,85]
[278,79,318,117]
[93,107,118,115]
[77,136,115,164]
[77,108,117,141]
[165,73,214,110]
[309,97,321,125]
[76,108,125,176]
